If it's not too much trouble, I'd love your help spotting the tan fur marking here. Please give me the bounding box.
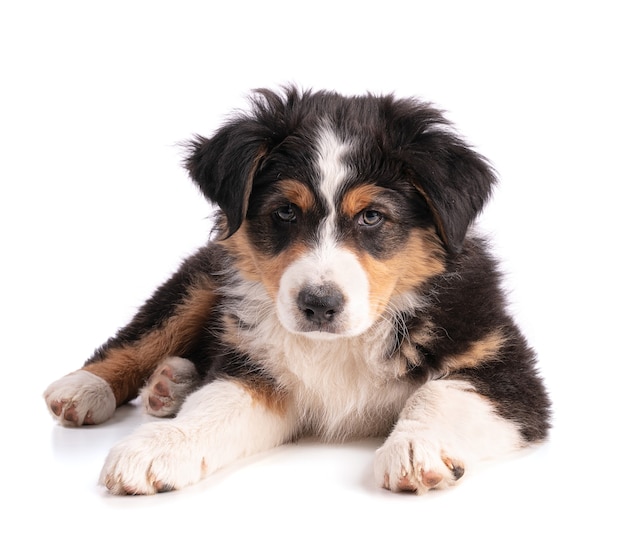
[446,330,506,371]
[224,223,308,297]
[278,179,316,213]
[220,314,246,351]
[221,225,261,282]
[355,227,446,318]
[396,320,438,368]
[235,378,289,416]
[83,281,217,405]
[253,244,309,296]
[341,184,386,217]
[410,319,438,348]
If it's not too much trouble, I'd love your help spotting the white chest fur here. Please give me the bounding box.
[226,281,415,440]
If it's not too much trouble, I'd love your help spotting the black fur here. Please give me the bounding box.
[186,87,496,253]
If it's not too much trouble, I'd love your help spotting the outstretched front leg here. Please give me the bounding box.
[101,377,297,494]
[43,247,220,426]
[374,379,524,494]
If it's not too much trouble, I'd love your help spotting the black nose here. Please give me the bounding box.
[297,284,345,326]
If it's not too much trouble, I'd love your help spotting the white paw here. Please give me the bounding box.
[140,356,200,418]
[374,422,465,494]
[100,421,206,495]
[43,370,116,426]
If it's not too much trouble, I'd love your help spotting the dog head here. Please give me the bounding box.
[186,87,496,339]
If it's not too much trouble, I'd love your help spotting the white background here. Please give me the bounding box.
[2,1,624,534]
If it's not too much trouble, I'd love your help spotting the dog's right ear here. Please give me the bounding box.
[185,120,270,238]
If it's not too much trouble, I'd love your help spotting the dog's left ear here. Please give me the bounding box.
[185,119,270,238]
[393,105,496,255]
[413,139,496,255]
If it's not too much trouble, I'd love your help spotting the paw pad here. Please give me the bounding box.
[140,357,199,418]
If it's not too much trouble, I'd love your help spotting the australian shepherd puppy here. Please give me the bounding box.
[44,87,550,495]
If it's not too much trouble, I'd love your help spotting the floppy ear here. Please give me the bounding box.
[387,100,496,255]
[185,86,306,237]
[412,138,497,255]
[185,120,270,238]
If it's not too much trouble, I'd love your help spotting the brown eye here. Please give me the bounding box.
[274,204,298,223]
[358,209,383,227]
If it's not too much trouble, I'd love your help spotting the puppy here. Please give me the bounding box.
[44,87,550,495]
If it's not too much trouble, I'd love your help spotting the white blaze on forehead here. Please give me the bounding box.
[315,125,352,237]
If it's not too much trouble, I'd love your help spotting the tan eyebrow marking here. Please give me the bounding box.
[277,179,316,212]
[341,184,387,217]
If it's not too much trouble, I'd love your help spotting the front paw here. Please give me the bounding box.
[374,424,465,494]
[100,421,206,495]
[44,370,116,426]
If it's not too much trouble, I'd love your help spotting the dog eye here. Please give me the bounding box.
[358,209,383,227]
[274,204,298,223]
